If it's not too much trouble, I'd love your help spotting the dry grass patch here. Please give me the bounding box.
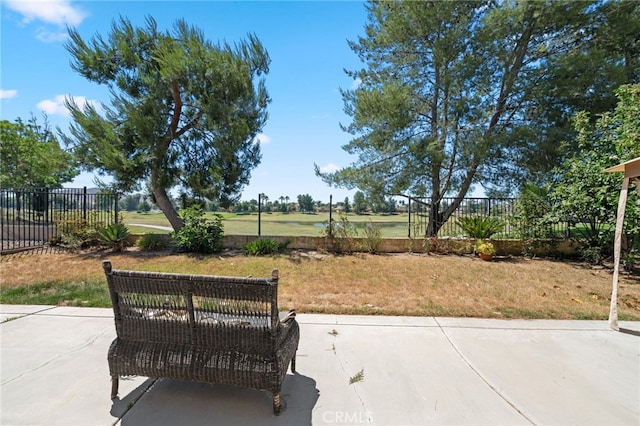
[1,250,638,320]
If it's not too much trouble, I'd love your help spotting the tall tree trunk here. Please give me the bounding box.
[427,13,537,236]
[151,168,183,231]
[426,195,444,237]
[151,93,191,232]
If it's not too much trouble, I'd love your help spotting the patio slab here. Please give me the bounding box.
[1,305,638,425]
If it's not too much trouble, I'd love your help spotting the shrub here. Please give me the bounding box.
[53,212,104,249]
[171,206,224,254]
[572,224,613,264]
[426,236,445,254]
[362,220,383,254]
[242,238,285,256]
[99,223,130,251]
[136,233,168,251]
[322,214,358,254]
[514,183,557,239]
[457,216,505,239]
[476,241,496,256]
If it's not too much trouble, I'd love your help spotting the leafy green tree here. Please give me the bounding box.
[317,0,621,236]
[0,116,78,188]
[137,200,151,213]
[232,201,248,213]
[527,0,640,178]
[62,17,270,231]
[277,195,291,213]
[297,194,315,213]
[590,0,639,86]
[259,194,271,212]
[515,183,556,239]
[343,197,351,213]
[549,84,640,261]
[369,194,396,214]
[352,191,367,214]
[119,193,142,211]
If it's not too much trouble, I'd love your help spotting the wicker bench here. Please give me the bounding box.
[102,261,299,414]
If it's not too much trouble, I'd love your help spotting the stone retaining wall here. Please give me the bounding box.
[126,233,578,256]
[222,235,578,256]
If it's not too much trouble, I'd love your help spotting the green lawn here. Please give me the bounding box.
[126,225,168,234]
[118,210,595,241]
[122,211,412,237]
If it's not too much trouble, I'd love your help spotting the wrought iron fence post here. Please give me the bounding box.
[408,197,412,238]
[329,195,333,237]
[258,193,262,237]
[114,192,119,224]
[83,186,88,222]
[45,187,50,223]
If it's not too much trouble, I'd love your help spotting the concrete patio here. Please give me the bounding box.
[1,304,638,425]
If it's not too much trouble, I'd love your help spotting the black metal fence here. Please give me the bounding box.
[1,187,118,254]
[405,196,567,238]
[247,193,568,239]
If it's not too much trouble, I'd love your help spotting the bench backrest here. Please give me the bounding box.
[103,261,280,353]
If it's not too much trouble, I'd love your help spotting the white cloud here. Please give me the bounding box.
[5,0,86,26]
[37,94,101,116]
[35,27,68,43]
[0,89,18,99]
[319,163,340,174]
[351,77,362,90]
[253,133,271,145]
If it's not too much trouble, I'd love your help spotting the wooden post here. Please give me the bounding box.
[604,158,640,331]
[609,177,630,330]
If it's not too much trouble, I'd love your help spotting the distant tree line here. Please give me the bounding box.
[117,190,404,215]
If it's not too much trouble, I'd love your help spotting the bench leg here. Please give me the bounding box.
[111,376,119,399]
[273,393,282,415]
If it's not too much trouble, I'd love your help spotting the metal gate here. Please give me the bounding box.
[1,187,118,254]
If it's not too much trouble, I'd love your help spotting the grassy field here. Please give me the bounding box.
[120,210,573,239]
[122,211,413,237]
[1,249,639,320]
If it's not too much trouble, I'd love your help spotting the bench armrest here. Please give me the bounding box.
[279,309,296,324]
[277,309,299,347]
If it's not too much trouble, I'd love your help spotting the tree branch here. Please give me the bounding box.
[169,82,182,138]
[489,10,536,130]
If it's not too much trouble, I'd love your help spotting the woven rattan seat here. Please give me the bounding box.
[103,261,299,414]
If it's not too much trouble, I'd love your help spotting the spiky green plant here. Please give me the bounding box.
[243,238,283,256]
[457,216,505,239]
[99,223,130,251]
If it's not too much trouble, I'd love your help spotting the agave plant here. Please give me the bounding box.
[457,216,505,239]
[99,223,130,251]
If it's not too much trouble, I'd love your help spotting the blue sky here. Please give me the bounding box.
[1,0,368,203]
